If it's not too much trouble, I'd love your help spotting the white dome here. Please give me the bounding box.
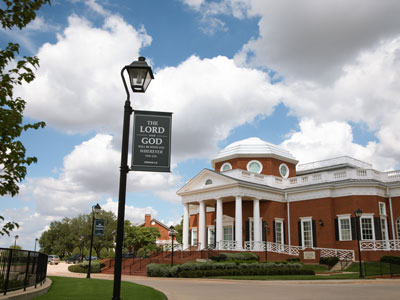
[212,137,297,166]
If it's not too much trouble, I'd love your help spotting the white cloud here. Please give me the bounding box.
[281,119,397,171]
[101,198,157,225]
[20,134,182,217]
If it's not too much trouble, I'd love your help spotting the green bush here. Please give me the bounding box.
[210,252,259,262]
[287,257,300,262]
[380,256,400,265]
[68,261,103,273]
[319,257,339,267]
[147,261,311,278]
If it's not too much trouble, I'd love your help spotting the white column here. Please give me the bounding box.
[235,196,243,250]
[253,199,261,249]
[216,198,223,250]
[199,201,206,250]
[183,203,189,249]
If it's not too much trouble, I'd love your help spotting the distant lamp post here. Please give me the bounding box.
[87,203,101,279]
[14,235,19,249]
[354,208,364,278]
[34,238,38,252]
[80,235,85,262]
[265,222,268,262]
[169,226,176,267]
[112,57,154,300]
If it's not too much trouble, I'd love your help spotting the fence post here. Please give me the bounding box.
[34,253,38,288]
[380,261,383,277]
[4,249,13,295]
[390,262,393,278]
[24,252,31,291]
[363,261,366,277]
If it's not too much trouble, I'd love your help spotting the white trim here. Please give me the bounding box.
[380,217,389,242]
[301,217,313,248]
[275,219,284,245]
[360,215,375,241]
[207,226,215,246]
[221,162,232,172]
[279,163,290,179]
[379,202,386,216]
[274,217,284,221]
[191,228,198,246]
[338,215,352,241]
[246,160,263,174]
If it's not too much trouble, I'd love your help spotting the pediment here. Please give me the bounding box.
[177,169,238,195]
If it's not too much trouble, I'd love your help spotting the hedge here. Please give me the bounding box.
[380,256,400,265]
[68,261,105,273]
[209,252,259,262]
[146,261,311,277]
[319,257,339,267]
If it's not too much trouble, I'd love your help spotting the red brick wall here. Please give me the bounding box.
[215,157,296,177]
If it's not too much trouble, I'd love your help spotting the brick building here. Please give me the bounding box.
[139,214,175,248]
[177,137,400,261]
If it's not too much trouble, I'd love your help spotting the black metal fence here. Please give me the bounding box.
[0,248,48,295]
[364,261,400,278]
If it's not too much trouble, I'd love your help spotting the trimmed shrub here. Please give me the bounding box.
[146,264,171,277]
[68,261,103,273]
[287,257,300,262]
[210,252,259,262]
[319,257,339,267]
[380,256,400,265]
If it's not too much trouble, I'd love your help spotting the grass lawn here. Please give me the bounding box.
[32,277,165,300]
[345,261,392,277]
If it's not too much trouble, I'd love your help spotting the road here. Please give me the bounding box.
[47,263,400,300]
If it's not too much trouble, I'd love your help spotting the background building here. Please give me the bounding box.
[177,137,400,261]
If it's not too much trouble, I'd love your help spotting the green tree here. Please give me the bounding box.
[0,0,51,238]
[124,223,160,255]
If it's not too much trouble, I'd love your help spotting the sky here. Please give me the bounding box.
[1,0,400,250]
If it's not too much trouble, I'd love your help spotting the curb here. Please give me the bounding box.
[0,279,52,300]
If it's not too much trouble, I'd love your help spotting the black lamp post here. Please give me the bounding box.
[87,203,101,279]
[80,235,85,262]
[169,226,176,267]
[112,57,154,300]
[34,238,38,252]
[354,208,364,278]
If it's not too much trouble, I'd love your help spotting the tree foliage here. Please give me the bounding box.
[124,221,161,255]
[0,0,50,197]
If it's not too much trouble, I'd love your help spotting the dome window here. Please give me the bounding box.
[279,163,289,178]
[247,160,263,174]
[221,162,232,172]
[205,179,213,185]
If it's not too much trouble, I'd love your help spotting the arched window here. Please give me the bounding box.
[247,160,262,174]
[396,217,400,240]
[205,179,213,185]
[221,162,232,172]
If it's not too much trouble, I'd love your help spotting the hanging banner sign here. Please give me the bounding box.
[131,110,172,172]
[94,219,105,236]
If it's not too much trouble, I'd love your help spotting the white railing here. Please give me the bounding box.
[218,240,238,250]
[225,167,400,190]
[297,156,372,172]
[162,243,183,251]
[360,240,400,251]
[318,247,354,261]
[243,241,301,256]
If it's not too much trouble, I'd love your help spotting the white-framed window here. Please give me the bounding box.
[275,219,284,244]
[223,226,233,241]
[396,218,400,240]
[247,160,263,174]
[191,228,197,246]
[207,226,215,246]
[380,217,388,241]
[279,163,289,178]
[248,217,262,242]
[338,216,352,241]
[379,202,386,216]
[301,218,313,248]
[360,216,375,240]
[220,162,232,172]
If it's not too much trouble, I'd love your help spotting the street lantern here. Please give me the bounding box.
[34,238,38,252]
[125,57,154,93]
[354,208,364,278]
[169,226,176,267]
[87,203,101,279]
[113,57,154,300]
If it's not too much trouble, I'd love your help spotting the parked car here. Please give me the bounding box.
[66,254,84,264]
[85,256,98,261]
[48,255,60,265]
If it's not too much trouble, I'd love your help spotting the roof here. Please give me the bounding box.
[138,218,169,231]
[211,137,298,167]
